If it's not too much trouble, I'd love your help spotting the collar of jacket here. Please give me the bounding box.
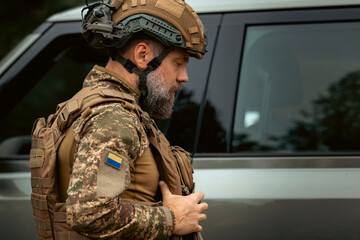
[83,65,141,102]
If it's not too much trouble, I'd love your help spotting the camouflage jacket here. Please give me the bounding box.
[66,65,174,239]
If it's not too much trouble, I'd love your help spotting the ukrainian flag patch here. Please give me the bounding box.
[106,153,123,169]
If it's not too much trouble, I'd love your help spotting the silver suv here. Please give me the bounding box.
[1,0,360,239]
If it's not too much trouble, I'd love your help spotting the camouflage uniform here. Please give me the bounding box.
[66,65,174,239]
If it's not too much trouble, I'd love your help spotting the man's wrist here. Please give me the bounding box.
[159,206,175,232]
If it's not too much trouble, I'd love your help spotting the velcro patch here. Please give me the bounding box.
[155,0,185,18]
[97,149,129,198]
[188,26,199,34]
[122,3,128,11]
[106,152,123,169]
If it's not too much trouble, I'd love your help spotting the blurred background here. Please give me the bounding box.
[0,0,85,60]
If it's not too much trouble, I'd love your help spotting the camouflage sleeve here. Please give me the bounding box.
[65,103,174,239]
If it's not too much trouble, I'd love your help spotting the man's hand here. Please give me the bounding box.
[159,181,208,235]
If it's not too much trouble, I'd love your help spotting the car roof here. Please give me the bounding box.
[47,0,360,22]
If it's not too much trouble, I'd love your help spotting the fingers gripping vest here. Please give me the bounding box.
[30,87,196,240]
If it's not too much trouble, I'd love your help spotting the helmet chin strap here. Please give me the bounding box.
[112,47,173,103]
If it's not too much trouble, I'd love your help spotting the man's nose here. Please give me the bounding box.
[177,67,189,83]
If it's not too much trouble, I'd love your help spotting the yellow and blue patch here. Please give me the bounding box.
[105,153,123,169]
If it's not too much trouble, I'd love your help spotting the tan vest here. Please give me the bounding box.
[120,147,160,202]
[30,87,197,240]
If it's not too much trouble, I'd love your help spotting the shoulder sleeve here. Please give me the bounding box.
[66,103,174,239]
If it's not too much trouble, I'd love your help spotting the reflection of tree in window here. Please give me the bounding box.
[276,70,360,152]
[196,100,227,153]
[156,89,200,152]
[232,133,272,152]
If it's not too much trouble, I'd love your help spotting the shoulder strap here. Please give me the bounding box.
[53,87,135,133]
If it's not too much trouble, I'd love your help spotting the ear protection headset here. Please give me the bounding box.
[82,1,127,50]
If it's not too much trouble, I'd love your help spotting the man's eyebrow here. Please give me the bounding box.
[175,56,189,63]
[178,56,189,63]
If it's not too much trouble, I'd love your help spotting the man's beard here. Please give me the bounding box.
[139,68,182,119]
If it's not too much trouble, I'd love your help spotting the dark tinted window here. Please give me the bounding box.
[232,22,360,153]
[0,45,106,156]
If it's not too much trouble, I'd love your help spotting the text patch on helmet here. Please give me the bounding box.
[106,153,123,169]
[155,0,185,18]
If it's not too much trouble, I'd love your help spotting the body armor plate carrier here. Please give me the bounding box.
[30,87,199,240]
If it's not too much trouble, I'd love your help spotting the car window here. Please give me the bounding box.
[232,22,360,153]
[0,45,107,156]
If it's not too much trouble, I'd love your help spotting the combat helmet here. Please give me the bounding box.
[82,0,207,97]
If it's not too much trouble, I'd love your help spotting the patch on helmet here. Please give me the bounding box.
[155,0,185,18]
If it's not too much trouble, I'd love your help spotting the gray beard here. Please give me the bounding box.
[139,68,181,119]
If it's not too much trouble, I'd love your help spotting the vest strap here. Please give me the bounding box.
[31,138,44,149]
[54,212,67,223]
[29,149,45,168]
[55,231,89,240]
[57,99,80,132]
[31,177,53,188]
[34,216,52,231]
[31,195,48,211]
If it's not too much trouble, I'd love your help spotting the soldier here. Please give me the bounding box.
[62,0,208,239]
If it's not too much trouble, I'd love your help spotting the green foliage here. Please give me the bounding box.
[0,0,85,60]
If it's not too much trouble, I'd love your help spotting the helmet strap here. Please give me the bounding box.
[113,47,173,101]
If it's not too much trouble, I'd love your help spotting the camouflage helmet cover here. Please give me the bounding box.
[109,0,207,59]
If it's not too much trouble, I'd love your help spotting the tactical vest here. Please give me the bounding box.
[30,87,199,240]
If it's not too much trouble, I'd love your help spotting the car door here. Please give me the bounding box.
[193,6,360,240]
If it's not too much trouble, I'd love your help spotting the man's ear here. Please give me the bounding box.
[133,42,153,70]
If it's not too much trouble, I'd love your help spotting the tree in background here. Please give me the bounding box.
[0,0,84,60]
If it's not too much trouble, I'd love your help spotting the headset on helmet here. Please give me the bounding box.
[81,0,207,98]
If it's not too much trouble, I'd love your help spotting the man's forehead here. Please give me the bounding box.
[171,48,190,62]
